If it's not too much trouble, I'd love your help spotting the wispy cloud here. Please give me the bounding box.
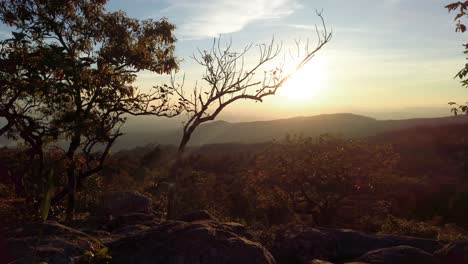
[162,0,301,39]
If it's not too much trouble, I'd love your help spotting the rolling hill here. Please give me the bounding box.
[115,113,468,149]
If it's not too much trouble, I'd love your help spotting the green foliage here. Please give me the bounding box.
[380,215,440,239]
[446,1,468,114]
[80,247,112,264]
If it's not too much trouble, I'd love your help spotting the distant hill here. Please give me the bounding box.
[115,113,468,149]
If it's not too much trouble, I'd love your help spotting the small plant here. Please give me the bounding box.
[80,247,112,264]
[39,169,54,222]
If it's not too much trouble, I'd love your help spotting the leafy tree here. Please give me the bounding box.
[161,12,331,218]
[0,0,180,219]
[247,135,398,226]
[0,34,52,185]
[446,1,468,114]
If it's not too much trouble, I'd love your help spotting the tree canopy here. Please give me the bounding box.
[0,0,180,219]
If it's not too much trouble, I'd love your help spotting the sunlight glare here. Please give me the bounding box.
[279,55,328,101]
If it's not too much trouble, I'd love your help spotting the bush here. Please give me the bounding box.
[379,215,468,241]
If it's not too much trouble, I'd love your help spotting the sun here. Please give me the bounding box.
[278,55,327,101]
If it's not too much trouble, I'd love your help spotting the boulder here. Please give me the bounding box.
[109,220,276,264]
[355,245,436,264]
[105,212,158,231]
[1,221,94,264]
[99,191,152,216]
[308,260,334,264]
[272,226,444,263]
[224,222,252,239]
[434,242,468,264]
[272,227,339,264]
[325,228,442,259]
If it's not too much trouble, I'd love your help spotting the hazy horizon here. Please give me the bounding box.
[122,105,456,133]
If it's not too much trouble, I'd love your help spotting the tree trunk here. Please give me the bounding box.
[166,153,182,220]
[65,168,77,221]
[65,127,81,221]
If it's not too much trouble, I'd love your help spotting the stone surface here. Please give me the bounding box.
[272,227,339,264]
[3,214,467,264]
[308,259,334,264]
[272,226,444,263]
[109,220,276,264]
[355,245,437,264]
[434,242,468,264]
[105,212,158,231]
[1,221,94,264]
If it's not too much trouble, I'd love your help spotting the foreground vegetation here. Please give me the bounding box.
[1,124,467,245]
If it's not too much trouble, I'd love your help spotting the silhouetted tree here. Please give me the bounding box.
[161,12,332,218]
[0,0,180,219]
[446,1,468,114]
[0,35,51,184]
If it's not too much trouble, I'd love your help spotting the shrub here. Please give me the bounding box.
[379,215,468,241]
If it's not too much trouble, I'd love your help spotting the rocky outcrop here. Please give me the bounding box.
[2,211,274,264]
[1,222,95,264]
[434,242,468,264]
[109,219,276,264]
[355,245,437,264]
[2,214,467,264]
[272,227,339,263]
[272,226,446,264]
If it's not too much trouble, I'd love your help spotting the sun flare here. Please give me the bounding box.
[279,55,328,101]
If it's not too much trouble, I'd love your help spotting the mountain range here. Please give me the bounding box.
[115,113,468,149]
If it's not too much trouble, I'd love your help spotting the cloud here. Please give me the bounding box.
[162,0,301,39]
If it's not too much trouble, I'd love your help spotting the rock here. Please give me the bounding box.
[272,227,339,264]
[434,242,468,264]
[109,220,276,264]
[177,210,218,222]
[224,222,252,239]
[272,226,444,263]
[355,245,436,264]
[0,230,7,264]
[308,260,334,264]
[105,212,158,231]
[99,191,152,216]
[325,228,442,259]
[2,221,94,264]
[112,224,151,236]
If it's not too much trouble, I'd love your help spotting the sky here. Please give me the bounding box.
[105,0,468,121]
[1,0,466,123]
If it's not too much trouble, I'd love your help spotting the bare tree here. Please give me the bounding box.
[160,12,332,218]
